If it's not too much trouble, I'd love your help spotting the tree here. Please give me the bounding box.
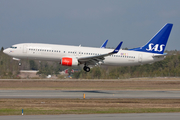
[29,60,38,70]
[92,67,101,79]
[1,47,4,52]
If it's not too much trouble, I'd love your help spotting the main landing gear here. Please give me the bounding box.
[83,66,90,72]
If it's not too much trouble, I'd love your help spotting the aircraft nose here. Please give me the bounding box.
[3,49,8,54]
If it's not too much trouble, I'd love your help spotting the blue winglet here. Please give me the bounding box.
[100,40,108,48]
[112,41,123,53]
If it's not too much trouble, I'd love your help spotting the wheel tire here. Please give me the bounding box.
[83,66,87,71]
[86,67,90,72]
[83,66,90,72]
[18,63,21,66]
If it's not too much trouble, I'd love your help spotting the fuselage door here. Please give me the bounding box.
[23,45,28,53]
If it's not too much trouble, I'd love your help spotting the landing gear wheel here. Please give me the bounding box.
[18,62,22,66]
[83,66,90,72]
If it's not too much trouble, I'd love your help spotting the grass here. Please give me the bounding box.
[0,80,180,90]
[0,98,180,115]
[0,108,180,115]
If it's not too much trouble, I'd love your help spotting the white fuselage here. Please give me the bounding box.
[3,43,165,66]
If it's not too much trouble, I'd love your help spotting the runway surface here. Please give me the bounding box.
[0,90,180,99]
[1,113,180,120]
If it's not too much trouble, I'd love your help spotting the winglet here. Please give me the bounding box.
[112,41,123,53]
[100,40,108,48]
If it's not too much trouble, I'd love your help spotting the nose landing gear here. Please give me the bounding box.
[18,62,22,66]
[12,58,21,66]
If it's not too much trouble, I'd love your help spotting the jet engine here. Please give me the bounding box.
[60,57,78,66]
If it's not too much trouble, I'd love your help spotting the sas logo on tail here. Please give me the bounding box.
[146,43,165,52]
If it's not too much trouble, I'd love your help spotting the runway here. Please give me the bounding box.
[1,113,180,120]
[0,90,180,99]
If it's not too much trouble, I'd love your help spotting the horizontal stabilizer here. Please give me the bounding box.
[153,53,167,57]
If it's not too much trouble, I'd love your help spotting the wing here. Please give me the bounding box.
[78,41,123,65]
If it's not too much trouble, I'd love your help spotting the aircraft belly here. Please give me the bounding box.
[104,58,138,66]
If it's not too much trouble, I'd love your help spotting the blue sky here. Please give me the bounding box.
[0,0,180,50]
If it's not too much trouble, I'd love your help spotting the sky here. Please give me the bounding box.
[0,0,180,50]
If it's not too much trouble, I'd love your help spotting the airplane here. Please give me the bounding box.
[3,23,173,72]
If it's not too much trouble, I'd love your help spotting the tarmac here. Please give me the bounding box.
[0,90,180,99]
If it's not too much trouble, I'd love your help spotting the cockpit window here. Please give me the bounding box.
[10,46,17,49]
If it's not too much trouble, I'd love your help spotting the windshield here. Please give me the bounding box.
[10,46,17,49]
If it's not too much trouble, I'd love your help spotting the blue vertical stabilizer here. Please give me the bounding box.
[129,23,173,54]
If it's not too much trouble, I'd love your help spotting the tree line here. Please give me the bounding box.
[0,46,180,79]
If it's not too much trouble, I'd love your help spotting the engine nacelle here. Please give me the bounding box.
[60,57,78,66]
